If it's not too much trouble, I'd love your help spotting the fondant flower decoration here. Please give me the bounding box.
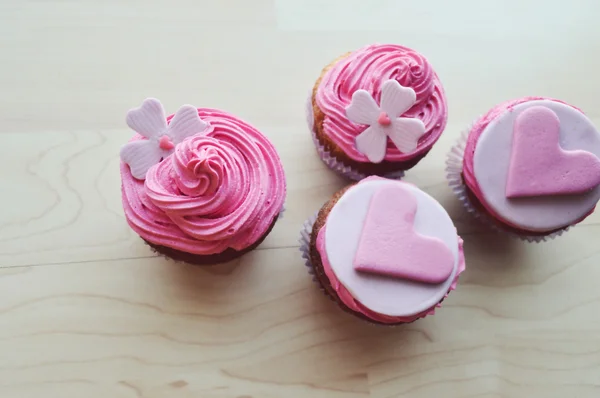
[346,80,426,163]
[120,98,209,180]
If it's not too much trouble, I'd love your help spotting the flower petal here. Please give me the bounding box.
[168,105,209,144]
[126,98,168,139]
[346,90,380,125]
[355,126,387,163]
[387,118,426,153]
[380,80,417,117]
[120,140,170,180]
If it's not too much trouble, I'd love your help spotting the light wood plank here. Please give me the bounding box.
[0,252,370,397]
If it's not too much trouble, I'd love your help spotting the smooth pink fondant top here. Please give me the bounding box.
[315,177,465,324]
[317,227,465,324]
[463,98,540,227]
[463,97,597,231]
[315,43,447,163]
[121,108,286,255]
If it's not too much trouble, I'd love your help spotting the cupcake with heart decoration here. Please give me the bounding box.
[299,177,465,325]
[120,98,286,264]
[446,97,600,242]
[307,43,448,180]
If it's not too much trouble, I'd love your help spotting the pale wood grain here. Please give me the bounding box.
[2,0,600,397]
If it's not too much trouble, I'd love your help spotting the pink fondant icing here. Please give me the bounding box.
[353,184,454,284]
[463,97,600,232]
[318,226,465,324]
[315,43,447,163]
[463,97,544,230]
[120,108,286,255]
[315,177,465,323]
[506,106,600,198]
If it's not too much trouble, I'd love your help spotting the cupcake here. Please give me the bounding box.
[307,43,448,180]
[120,98,286,264]
[447,97,600,242]
[300,177,465,325]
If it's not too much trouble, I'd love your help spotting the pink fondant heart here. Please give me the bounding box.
[158,135,175,150]
[353,184,454,284]
[377,111,391,126]
[506,106,600,198]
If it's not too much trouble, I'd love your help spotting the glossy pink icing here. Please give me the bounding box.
[318,227,465,324]
[120,108,286,255]
[463,97,597,232]
[505,106,600,198]
[353,184,454,284]
[315,43,447,163]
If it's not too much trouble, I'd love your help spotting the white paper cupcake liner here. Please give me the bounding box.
[299,213,327,290]
[445,128,568,243]
[306,93,405,181]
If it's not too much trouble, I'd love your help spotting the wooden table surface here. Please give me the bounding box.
[2,1,600,397]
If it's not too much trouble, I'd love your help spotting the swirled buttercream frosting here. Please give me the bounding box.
[120,106,286,255]
[315,43,447,162]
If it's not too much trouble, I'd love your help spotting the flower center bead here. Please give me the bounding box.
[158,135,175,150]
[377,112,392,126]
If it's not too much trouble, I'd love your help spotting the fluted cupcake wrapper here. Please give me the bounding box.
[445,129,568,243]
[306,93,405,181]
[299,213,328,292]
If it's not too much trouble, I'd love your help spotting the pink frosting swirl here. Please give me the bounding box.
[120,108,286,255]
[316,43,447,162]
[172,138,224,197]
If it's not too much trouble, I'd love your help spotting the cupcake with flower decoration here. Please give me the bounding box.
[307,43,448,180]
[120,98,286,264]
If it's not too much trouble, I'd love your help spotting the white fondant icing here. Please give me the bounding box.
[474,100,600,231]
[121,98,209,180]
[307,91,405,181]
[324,179,459,317]
[346,80,426,162]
